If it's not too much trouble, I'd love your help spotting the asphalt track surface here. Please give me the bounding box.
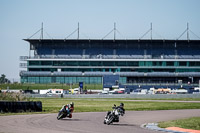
[0,109,200,133]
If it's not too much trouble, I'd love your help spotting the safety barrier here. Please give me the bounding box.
[0,101,42,113]
[25,94,200,99]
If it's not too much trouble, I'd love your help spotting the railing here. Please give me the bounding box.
[20,63,27,68]
[20,56,28,61]
[123,82,199,87]
[20,55,200,60]
[20,71,200,77]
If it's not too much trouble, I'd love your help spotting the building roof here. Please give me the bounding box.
[23,39,200,44]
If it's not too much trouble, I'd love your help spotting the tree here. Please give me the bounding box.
[0,74,11,84]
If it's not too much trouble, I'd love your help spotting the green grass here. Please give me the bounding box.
[0,83,103,90]
[158,117,200,130]
[30,98,200,113]
[1,97,200,115]
[93,98,200,101]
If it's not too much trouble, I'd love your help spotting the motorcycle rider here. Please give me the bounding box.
[115,103,125,122]
[118,103,125,114]
[61,102,74,118]
[106,103,125,122]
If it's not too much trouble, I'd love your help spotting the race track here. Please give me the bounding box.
[0,109,200,133]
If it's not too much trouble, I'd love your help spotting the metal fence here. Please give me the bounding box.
[25,94,200,99]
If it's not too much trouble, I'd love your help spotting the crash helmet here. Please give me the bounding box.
[70,102,74,107]
[120,103,124,107]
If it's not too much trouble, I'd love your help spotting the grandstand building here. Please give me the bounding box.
[20,38,200,89]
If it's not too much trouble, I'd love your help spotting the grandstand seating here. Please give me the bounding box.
[35,44,200,59]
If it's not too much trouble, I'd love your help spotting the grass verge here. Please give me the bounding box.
[158,117,200,130]
[32,98,200,113]
[0,83,103,90]
[1,97,200,130]
[1,98,200,115]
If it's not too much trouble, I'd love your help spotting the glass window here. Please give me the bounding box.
[40,77,51,83]
[119,77,127,84]
[166,62,174,66]
[179,62,187,66]
[93,68,102,72]
[41,61,52,66]
[189,62,200,66]
[84,77,90,84]
[116,61,126,66]
[90,61,102,66]
[53,61,66,66]
[103,61,114,66]
[139,61,145,66]
[56,77,64,83]
[144,61,152,66]
[152,61,163,66]
[79,61,90,66]
[67,77,77,83]
[29,61,40,66]
[66,61,78,66]
[77,77,85,82]
[127,61,139,66]
[21,77,28,83]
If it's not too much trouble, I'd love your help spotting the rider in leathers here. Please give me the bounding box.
[61,102,74,118]
[106,103,125,122]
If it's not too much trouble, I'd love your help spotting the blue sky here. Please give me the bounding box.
[0,0,200,80]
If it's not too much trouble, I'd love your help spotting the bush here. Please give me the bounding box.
[0,92,29,101]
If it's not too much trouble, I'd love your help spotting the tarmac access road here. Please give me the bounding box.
[0,109,200,133]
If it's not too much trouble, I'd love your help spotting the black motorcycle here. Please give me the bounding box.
[57,106,71,120]
[104,104,125,125]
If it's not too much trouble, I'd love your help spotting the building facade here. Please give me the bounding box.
[20,39,200,89]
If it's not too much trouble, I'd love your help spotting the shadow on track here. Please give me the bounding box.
[59,118,88,121]
[111,124,136,127]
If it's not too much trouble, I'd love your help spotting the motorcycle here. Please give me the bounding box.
[57,105,72,120]
[104,104,124,125]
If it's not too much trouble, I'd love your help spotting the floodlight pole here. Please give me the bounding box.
[150,23,152,40]
[41,22,43,40]
[187,23,189,41]
[114,22,116,41]
[78,22,79,40]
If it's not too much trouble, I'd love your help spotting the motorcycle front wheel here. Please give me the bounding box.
[107,114,114,125]
[57,112,64,120]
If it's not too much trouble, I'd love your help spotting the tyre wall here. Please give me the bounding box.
[0,101,42,113]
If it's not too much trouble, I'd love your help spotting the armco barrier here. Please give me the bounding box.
[0,101,42,113]
[25,94,200,99]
